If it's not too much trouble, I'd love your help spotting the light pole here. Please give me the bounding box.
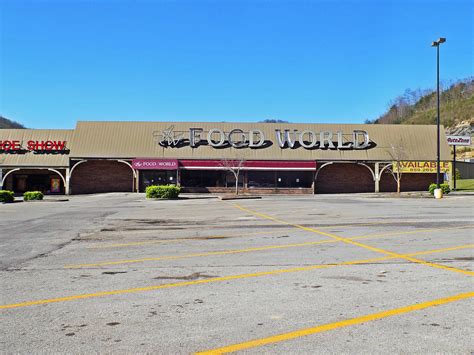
[431,37,446,190]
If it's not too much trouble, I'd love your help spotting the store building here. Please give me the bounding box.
[0,121,452,195]
[0,129,74,194]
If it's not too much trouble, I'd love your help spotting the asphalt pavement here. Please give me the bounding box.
[1,192,473,353]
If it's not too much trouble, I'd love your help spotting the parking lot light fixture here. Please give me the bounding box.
[431,37,446,194]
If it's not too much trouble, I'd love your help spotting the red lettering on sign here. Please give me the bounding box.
[0,140,21,151]
[1,140,67,152]
[55,141,66,150]
[12,140,20,150]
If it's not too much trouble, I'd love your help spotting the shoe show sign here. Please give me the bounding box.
[154,126,373,150]
[0,140,68,153]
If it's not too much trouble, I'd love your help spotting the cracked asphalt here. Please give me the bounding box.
[0,192,473,353]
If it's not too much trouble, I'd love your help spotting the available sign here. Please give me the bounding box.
[446,135,471,146]
[394,161,451,173]
[132,159,178,170]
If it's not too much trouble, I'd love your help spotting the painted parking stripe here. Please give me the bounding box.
[1,244,472,310]
[86,228,293,249]
[65,225,473,269]
[351,225,472,239]
[232,204,474,276]
[195,291,474,354]
[86,222,470,250]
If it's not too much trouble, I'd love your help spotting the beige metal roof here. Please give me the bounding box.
[0,129,74,167]
[70,121,451,161]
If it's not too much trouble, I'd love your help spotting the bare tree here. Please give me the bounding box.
[220,156,245,195]
[386,141,407,194]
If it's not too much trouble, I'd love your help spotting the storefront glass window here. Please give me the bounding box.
[224,172,244,187]
[180,170,226,187]
[140,170,177,190]
[276,171,313,188]
[248,171,275,188]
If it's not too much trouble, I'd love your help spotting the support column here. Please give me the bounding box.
[452,146,457,191]
[136,170,140,192]
[374,162,380,193]
[65,168,70,195]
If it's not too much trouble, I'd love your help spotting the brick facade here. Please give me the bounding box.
[379,172,439,192]
[70,160,133,194]
[6,161,440,195]
[316,163,374,193]
[315,163,439,194]
[181,187,313,194]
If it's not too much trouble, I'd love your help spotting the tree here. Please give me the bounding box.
[386,141,407,194]
[220,156,245,195]
[259,119,290,123]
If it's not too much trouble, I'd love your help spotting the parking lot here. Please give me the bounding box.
[1,193,473,353]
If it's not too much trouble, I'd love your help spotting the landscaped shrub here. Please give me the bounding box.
[0,190,14,203]
[23,191,44,201]
[145,185,180,199]
[428,183,451,195]
[455,168,461,180]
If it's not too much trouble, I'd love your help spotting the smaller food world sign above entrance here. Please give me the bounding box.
[153,126,374,150]
[132,159,178,170]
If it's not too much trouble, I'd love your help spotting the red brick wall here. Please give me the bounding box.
[379,172,439,192]
[70,160,133,194]
[316,163,374,193]
[181,187,312,194]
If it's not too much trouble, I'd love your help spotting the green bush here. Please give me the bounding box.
[455,168,461,180]
[428,183,451,195]
[0,190,14,203]
[145,185,180,199]
[23,191,44,201]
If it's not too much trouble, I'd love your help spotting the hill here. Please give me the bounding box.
[0,116,26,129]
[368,78,473,160]
[369,78,473,132]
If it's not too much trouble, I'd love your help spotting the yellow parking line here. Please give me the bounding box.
[1,244,472,310]
[87,228,293,249]
[351,225,472,240]
[86,222,472,250]
[87,237,224,249]
[65,225,472,269]
[232,204,474,277]
[195,291,474,354]
[66,240,336,268]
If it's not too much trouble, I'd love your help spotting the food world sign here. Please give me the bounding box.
[154,125,374,150]
[446,135,471,146]
[132,159,178,170]
[394,161,451,173]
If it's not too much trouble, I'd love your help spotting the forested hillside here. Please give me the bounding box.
[368,78,473,136]
[0,116,26,129]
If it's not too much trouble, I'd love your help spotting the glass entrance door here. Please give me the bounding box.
[139,170,177,191]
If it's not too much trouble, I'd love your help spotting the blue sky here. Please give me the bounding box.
[0,0,472,129]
